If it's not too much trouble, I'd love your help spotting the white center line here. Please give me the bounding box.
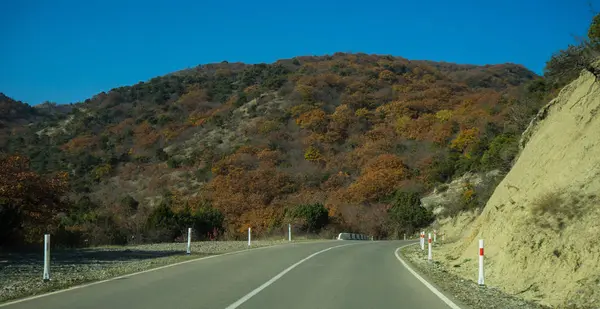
[224,243,357,309]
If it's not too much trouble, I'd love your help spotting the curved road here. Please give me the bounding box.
[2,241,465,309]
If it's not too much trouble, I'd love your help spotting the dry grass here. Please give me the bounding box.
[530,190,588,232]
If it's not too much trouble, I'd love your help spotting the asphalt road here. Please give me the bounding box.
[2,240,463,309]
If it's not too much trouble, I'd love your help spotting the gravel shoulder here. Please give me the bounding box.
[399,242,552,309]
[0,239,325,304]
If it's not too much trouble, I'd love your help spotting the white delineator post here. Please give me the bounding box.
[420,231,425,250]
[43,234,50,282]
[434,230,437,243]
[428,233,432,262]
[478,239,485,286]
[248,227,251,246]
[404,233,406,240]
[288,224,291,242]
[186,228,192,255]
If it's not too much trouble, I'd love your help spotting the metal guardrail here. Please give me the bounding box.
[335,233,371,240]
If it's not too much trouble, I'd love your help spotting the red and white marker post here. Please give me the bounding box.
[428,233,432,262]
[478,239,485,286]
[420,231,425,250]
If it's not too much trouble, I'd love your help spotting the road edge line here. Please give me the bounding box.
[0,240,334,308]
[394,244,464,309]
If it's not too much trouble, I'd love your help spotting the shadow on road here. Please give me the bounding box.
[0,249,187,269]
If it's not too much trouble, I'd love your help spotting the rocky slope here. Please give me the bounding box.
[435,68,600,308]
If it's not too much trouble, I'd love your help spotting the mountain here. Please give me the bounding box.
[0,93,73,150]
[0,93,38,149]
[0,52,544,246]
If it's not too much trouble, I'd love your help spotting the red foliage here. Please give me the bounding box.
[0,155,69,244]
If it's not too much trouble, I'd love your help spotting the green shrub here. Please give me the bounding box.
[191,206,225,239]
[167,157,181,168]
[121,195,139,212]
[290,203,329,233]
[145,202,180,242]
[543,44,588,89]
[480,134,519,172]
[387,190,434,235]
[145,198,225,242]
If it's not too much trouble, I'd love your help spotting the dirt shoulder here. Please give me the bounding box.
[399,243,551,309]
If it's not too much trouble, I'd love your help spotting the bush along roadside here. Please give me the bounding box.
[399,243,551,309]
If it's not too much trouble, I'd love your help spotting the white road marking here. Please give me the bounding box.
[394,245,463,309]
[224,243,358,309]
[0,240,333,308]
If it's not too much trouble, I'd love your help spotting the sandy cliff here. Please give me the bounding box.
[437,69,600,308]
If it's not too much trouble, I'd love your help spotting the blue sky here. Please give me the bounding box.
[0,0,597,105]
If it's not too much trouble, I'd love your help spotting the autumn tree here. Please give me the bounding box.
[450,127,480,155]
[347,154,409,203]
[0,53,546,243]
[0,155,69,246]
[296,109,328,132]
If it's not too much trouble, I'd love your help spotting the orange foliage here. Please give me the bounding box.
[321,171,351,190]
[211,151,258,176]
[257,148,281,168]
[330,104,355,127]
[396,113,456,144]
[377,100,411,121]
[429,121,455,144]
[108,118,135,135]
[177,86,209,112]
[205,168,295,233]
[294,84,315,102]
[133,121,160,148]
[347,154,408,203]
[364,123,397,143]
[296,109,328,132]
[188,112,208,127]
[348,138,394,171]
[378,70,396,82]
[238,206,284,234]
[450,127,480,154]
[244,85,259,94]
[2,53,538,241]
[0,155,69,243]
[60,135,98,153]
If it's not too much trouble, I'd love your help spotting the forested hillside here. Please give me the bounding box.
[1,53,552,247]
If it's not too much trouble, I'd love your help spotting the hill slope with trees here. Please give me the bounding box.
[1,53,550,247]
